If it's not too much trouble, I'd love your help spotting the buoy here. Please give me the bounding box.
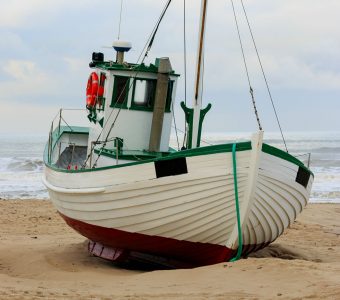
[86,72,99,107]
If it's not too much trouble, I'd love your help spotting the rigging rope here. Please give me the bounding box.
[171,126,213,146]
[230,0,262,131]
[136,0,172,64]
[240,0,288,152]
[147,1,172,54]
[101,0,172,141]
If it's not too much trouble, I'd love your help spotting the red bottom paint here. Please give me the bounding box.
[60,213,268,268]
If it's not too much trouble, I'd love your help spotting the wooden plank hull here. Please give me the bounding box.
[43,133,313,267]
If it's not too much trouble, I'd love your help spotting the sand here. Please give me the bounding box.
[0,200,339,300]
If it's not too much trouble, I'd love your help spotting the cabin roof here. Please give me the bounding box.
[92,59,180,76]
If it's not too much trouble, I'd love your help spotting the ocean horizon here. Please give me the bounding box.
[0,131,339,203]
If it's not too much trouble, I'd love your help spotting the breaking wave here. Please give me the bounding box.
[1,132,340,202]
[4,158,44,172]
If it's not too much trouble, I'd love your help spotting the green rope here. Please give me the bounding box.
[230,143,243,262]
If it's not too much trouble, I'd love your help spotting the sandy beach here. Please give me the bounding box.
[0,200,339,299]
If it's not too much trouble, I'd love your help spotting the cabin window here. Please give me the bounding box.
[131,79,156,110]
[111,76,129,107]
[165,80,174,112]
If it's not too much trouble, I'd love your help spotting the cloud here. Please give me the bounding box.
[0,0,95,28]
[0,31,27,51]
[0,57,91,111]
[3,60,38,80]
[63,57,88,73]
[0,0,339,133]
[0,0,55,28]
[0,100,60,135]
[1,59,55,96]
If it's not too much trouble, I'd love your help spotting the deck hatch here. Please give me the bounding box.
[295,166,310,188]
[154,157,188,178]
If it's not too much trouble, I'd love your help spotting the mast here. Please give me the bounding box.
[191,0,208,149]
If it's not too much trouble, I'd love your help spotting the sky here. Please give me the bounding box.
[0,0,339,136]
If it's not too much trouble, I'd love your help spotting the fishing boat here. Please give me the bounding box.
[43,0,314,268]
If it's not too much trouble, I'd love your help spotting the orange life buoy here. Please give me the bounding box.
[86,72,106,108]
[86,72,98,107]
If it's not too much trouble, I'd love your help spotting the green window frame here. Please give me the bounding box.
[111,76,130,108]
[128,78,175,112]
[165,80,174,112]
[97,97,106,112]
[130,78,157,111]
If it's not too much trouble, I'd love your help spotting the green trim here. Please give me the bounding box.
[44,127,313,182]
[128,78,174,113]
[130,78,156,111]
[44,126,89,165]
[180,102,194,149]
[110,75,130,108]
[180,102,212,149]
[44,127,252,173]
[94,148,171,161]
[165,80,174,113]
[94,143,253,163]
[87,109,97,124]
[196,103,212,147]
[230,143,243,262]
[93,60,180,77]
[87,100,105,127]
[168,142,251,158]
[262,143,314,177]
[96,97,106,112]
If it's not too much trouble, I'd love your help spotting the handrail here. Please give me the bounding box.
[47,108,88,166]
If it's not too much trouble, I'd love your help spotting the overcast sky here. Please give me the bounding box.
[0,0,339,135]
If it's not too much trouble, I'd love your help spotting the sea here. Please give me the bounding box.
[0,131,339,203]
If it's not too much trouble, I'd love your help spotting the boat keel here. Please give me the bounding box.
[88,240,196,269]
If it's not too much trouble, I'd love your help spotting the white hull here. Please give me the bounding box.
[44,132,313,256]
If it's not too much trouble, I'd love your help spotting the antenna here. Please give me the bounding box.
[117,0,124,40]
[112,40,132,64]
